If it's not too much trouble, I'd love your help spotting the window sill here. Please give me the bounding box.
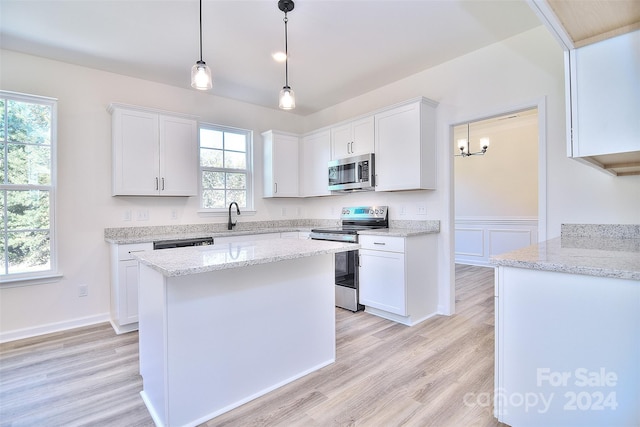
[0,272,64,288]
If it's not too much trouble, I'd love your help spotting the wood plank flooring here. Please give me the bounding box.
[0,265,505,427]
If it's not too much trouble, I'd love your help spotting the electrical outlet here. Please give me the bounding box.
[417,205,427,215]
[400,205,407,215]
[136,209,149,221]
[78,284,88,297]
[123,210,132,221]
[281,207,287,216]
[170,209,178,220]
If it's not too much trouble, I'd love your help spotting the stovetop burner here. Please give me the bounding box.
[310,206,389,242]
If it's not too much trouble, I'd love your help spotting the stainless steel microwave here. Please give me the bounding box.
[328,153,375,192]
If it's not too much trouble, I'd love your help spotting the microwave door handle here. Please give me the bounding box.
[357,162,362,181]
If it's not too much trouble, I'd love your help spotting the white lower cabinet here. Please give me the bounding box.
[358,233,438,326]
[359,237,407,315]
[110,242,152,334]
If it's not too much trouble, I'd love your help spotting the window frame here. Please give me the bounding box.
[197,122,254,214]
[0,91,59,286]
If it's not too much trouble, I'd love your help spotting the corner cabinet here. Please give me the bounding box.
[109,104,199,196]
[300,129,331,197]
[330,115,375,159]
[358,233,438,326]
[374,98,438,191]
[262,130,299,197]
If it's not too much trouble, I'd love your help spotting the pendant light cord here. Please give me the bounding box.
[199,0,203,62]
[284,14,289,87]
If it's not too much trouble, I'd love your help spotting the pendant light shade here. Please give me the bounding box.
[278,0,295,110]
[279,86,295,110]
[191,0,212,90]
[191,60,212,90]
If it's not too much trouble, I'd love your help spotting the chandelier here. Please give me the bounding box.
[456,123,489,157]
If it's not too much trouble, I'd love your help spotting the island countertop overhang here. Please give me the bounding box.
[133,238,359,277]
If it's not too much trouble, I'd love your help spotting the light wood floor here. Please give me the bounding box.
[0,265,505,427]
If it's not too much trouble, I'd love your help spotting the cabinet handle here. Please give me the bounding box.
[373,242,386,245]
[275,183,278,194]
[155,177,159,190]
[346,142,350,154]
[162,177,165,190]
[350,141,354,153]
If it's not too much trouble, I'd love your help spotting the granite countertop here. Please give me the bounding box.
[105,227,305,245]
[104,220,440,244]
[490,233,640,281]
[133,238,359,277]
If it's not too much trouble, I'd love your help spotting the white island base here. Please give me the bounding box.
[138,254,336,427]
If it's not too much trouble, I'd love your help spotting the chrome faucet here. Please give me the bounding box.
[228,202,241,230]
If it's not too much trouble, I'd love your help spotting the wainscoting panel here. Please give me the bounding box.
[455,217,538,266]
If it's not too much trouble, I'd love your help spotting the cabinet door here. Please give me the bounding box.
[330,123,352,159]
[112,109,160,195]
[118,259,141,325]
[375,100,436,191]
[570,30,640,157]
[351,116,375,156]
[159,115,198,196]
[330,116,375,159]
[263,131,299,197]
[300,130,331,196]
[359,249,406,316]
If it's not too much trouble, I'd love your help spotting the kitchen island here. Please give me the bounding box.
[491,224,639,427]
[133,238,358,427]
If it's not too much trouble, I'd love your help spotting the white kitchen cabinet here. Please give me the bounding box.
[109,242,153,334]
[495,266,639,426]
[262,130,299,197]
[109,104,198,196]
[374,98,438,191]
[300,129,331,197]
[359,236,406,315]
[330,115,375,159]
[358,233,438,326]
[567,30,640,175]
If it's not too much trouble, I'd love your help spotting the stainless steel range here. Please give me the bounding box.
[310,206,389,311]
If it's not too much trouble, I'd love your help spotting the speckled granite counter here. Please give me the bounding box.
[133,238,359,277]
[104,219,440,243]
[490,224,640,280]
[359,219,440,237]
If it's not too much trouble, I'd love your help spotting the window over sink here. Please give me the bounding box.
[199,123,254,212]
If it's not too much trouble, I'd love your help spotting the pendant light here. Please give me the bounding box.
[456,123,490,157]
[191,0,212,90]
[278,0,295,110]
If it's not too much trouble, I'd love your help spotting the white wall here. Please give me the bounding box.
[0,50,303,338]
[454,118,538,217]
[2,24,639,339]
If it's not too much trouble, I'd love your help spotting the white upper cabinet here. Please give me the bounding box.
[300,129,331,197]
[330,115,375,159]
[110,104,198,196]
[374,98,438,191]
[262,130,299,198]
[529,1,640,176]
[568,30,640,167]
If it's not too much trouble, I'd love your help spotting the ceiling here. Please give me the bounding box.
[0,0,543,115]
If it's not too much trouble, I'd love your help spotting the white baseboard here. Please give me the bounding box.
[0,313,110,343]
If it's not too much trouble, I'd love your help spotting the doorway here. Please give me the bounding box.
[453,106,541,271]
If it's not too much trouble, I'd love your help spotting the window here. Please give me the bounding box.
[199,123,253,211]
[0,91,57,283]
